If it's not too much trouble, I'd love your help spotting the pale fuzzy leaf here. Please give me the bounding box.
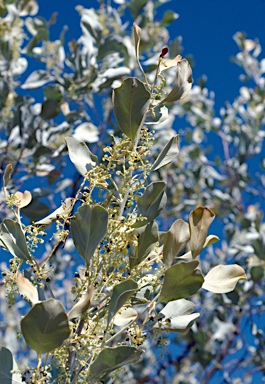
[113,307,138,326]
[68,285,94,320]
[65,137,97,176]
[202,264,247,293]
[159,54,182,73]
[160,59,192,103]
[14,190,32,208]
[17,273,39,304]
[189,206,215,258]
[35,197,74,225]
[73,122,99,143]
[203,235,219,247]
[151,135,179,171]
[21,70,52,89]
[154,299,200,333]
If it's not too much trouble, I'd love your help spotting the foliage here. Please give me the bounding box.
[0,1,263,383]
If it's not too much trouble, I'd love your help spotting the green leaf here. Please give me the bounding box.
[0,346,22,384]
[129,0,148,19]
[133,22,141,63]
[160,59,192,103]
[189,206,215,258]
[151,135,179,171]
[0,219,31,261]
[158,261,204,303]
[113,77,150,140]
[71,204,108,265]
[22,198,50,221]
[0,346,12,384]
[43,84,63,102]
[89,346,142,383]
[202,264,247,293]
[21,299,70,354]
[130,221,158,269]
[3,163,12,188]
[154,299,199,333]
[107,279,138,327]
[40,99,61,120]
[135,181,167,226]
[160,10,179,27]
[163,219,190,268]
[65,137,98,176]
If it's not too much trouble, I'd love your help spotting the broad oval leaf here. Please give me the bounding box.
[89,346,141,383]
[113,77,150,140]
[17,273,39,304]
[154,299,200,333]
[163,219,190,268]
[202,264,247,293]
[135,181,167,227]
[107,279,138,327]
[113,307,138,326]
[130,221,158,269]
[21,298,70,354]
[68,285,94,320]
[160,59,192,103]
[151,135,179,171]
[40,99,61,120]
[71,204,108,265]
[35,197,74,225]
[189,206,215,258]
[0,219,31,261]
[65,137,98,176]
[158,261,204,303]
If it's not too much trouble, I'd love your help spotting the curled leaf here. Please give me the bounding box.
[14,190,32,208]
[3,163,12,188]
[68,285,94,320]
[189,207,215,258]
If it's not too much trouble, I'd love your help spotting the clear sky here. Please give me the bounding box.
[38,0,265,112]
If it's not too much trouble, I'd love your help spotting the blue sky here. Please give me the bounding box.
[38,0,265,112]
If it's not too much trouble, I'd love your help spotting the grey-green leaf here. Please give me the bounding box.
[158,261,204,303]
[151,135,179,171]
[21,299,70,354]
[163,219,190,269]
[130,221,158,270]
[0,219,31,261]
[107,279,138,327]
[3,163,12,188]
[89,346,141,383]
[0,346,12,384]
[189,206,215,258]
[160,59,192,103]
[65,137,98,176]
[135,181,167,226]
[71,204,108,265]
[113,77,150,140]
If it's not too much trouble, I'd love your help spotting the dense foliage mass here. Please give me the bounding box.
[0,1,264,383]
